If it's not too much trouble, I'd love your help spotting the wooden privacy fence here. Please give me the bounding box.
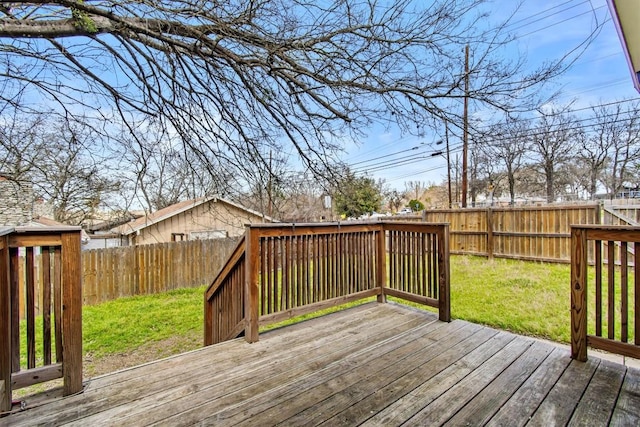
[0,226,83,413]
[389,204,601,263]
[82,237,240,305]
[204,221,450,345]
[571,225,640,362]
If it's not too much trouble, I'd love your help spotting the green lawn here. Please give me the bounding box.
[20,255,633,374]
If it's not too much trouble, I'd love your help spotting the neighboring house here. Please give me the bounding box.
[114,196,275,246]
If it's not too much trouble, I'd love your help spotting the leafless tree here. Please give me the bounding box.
[0,113,122,224]
[0,0,600,189]
[480,118,531,204]
[530,108,578,203]
[591,101,640,197]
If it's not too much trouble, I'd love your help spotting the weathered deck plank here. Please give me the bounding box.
[610,366,640,426]
[485,346,572,427]
[1,302,639,427]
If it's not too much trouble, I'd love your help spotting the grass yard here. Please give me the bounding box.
[19,254,633,381]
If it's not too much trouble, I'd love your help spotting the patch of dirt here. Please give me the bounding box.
[84,330,203,378]
[13,331,203,401]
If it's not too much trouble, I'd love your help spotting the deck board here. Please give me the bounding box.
[2,302,639,426]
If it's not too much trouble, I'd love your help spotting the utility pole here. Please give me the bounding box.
[461,44,469,208]
[445,121,452,209]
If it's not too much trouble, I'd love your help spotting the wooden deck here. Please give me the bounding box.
[2,302,640,426]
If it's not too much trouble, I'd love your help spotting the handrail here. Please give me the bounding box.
[1,226,83,412]
[204,221,450,346]
[204,235,246,346]
[571,225,640,361]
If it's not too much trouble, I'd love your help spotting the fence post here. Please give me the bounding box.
[486,208,494,260]
[0,233,11,412]
[438,224,451,322]
[245,226,260,343]
[570,226,588,362]
[377,224,387,303]
[61,231,83,395]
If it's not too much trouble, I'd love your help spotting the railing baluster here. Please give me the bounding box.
[595,240,602,337]
[608,241,615,340]
[43,247,52,365]
[26,246,36,369]
[621,242,628,343]
[10,247,20,373]
[54,247,63,362]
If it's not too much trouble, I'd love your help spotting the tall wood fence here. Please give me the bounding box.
[389,204,602,263]
[82,238,240,305]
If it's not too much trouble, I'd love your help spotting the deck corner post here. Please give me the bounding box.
[570,226,588,362]
[0,234,11,412]
[244,227,260,343]
[377,225,387,303]
[438,224,451,322]
[61,231,83,395]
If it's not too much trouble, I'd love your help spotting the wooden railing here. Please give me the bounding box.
[204,221,450,346]
[1,226,83,413]
[571,225,640,362]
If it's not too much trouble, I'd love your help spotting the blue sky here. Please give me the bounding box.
[340,0,639,190]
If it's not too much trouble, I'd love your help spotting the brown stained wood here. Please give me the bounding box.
[377,229,386,303]
[244,228,260,343]
[205,236,245,300]
[260,237,266,316]
[621,242,628,343]
[259,289,380,326]
[438,226,451,321]
[0,236,11,412]
[41,304,423,426]
[444,340,554,426]
[596,240,602,337]
[307,325,497,427]
[611,366,640,426]
[608,240,616,339]
[571,227,588,361]
[9,247,19,373]
[568,359,626,426]
[11,363,63,390]
[361,331,517,426]
[487,208,494,259]
[26,247,35,369]
[8,234,62,248]
[238,321,476,427]
[527,358,600,426]
[406,337,533,426]
[61,231,83,395]
[53,247,62,363]
[486,346,571,427]
[42,247,52,366]
[587,335,640,359]
[636,243,640,346]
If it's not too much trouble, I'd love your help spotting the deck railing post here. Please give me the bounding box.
[0,233,11,412]
[61,231,83,395]
[377,224,387,303]
[245,226,260,343]
[438,224,451,322]
[571,226,588,362]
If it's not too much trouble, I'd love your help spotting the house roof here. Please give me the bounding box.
[607,0,640,92]
[115,196,275,236]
